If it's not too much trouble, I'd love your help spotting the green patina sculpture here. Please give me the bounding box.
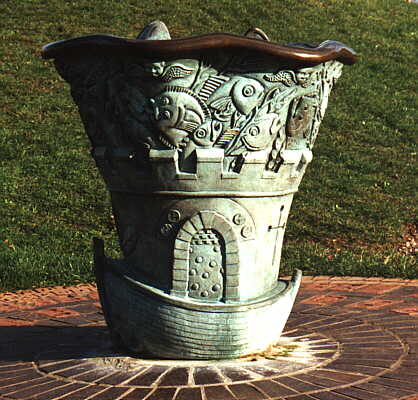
[43,22,356,359]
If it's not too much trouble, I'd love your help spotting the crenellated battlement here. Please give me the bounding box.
[92,146,313,196]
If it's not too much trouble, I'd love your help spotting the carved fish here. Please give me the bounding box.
[192,120,223,147]
[214,127,240,148]
[209,96,235,121]
[150,87,209,148]
[287,96,318,139]
[210,96,233,112]
[198,75,230,102]
[231,78,264,115]
[241,113,281,151]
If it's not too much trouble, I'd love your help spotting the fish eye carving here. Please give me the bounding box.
[242,85,255,97]
[195,128,207,139]
[161,110,172,120]
[160,96,170,106]
[248,126,260,136]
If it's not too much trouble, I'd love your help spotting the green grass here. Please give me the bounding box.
[1,0,417,292]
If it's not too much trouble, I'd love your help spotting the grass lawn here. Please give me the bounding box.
[0,0,417,292]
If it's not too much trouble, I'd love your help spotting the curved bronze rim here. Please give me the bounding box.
[42,33,357,65]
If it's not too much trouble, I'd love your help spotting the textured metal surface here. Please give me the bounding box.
[96,257,301,359]
[188,230,224,301]
[45,21,355,359]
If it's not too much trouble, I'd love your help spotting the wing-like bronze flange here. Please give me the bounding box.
[42,31,357,66]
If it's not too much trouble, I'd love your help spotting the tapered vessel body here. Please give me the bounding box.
[43,22,356,359]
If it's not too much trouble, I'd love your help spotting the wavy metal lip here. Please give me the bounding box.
[41,33,357,66]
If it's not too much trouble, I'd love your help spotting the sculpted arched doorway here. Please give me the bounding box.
[171,210,240,302]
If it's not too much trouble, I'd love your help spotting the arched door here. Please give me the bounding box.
[187,229,225,301]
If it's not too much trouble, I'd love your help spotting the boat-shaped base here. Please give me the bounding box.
[94,240,301,360]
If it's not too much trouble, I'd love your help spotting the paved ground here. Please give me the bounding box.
[1,276,418,400]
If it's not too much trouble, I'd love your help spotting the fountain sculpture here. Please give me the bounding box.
[42,21,356,359]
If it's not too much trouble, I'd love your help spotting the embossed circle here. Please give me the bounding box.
[241,225,253,238]
[167,209,181,223]
[233,213,246,225]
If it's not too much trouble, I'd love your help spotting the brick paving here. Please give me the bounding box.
[0,276,417,399]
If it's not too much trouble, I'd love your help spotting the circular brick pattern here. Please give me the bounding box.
[34,331,339,390]
[1,277,418,399]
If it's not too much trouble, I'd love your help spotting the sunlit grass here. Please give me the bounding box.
[0,0,416,291]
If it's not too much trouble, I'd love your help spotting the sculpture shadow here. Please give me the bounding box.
[0,324,135,363]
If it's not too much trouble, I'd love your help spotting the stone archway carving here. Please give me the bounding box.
[171,210,240,301]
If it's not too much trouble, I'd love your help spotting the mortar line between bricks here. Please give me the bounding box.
[113,387,136,400]
[117,387,137,400]
[290,311,365,329]
[299,312,400,334]
[334,356,402,363]
[188,367,195,386]
[93,369,125,384]
[0,381,66,398]
[296,321,366,331]
[336,332,399,339]
[358,316,418,323]
[284,374,338,396]
[212,365,233,384]
[0,300,98,316]
[284,315,343,328]
[0,362,26,370]
[298,310,365,319]
[224,384,239,400]
[306,340,340,345]
[36,359,91,370]
[20,381,82,400]
[142,386,159,400]
[292,319,368,332]
[240,366,282,381]
[280,333,410,398]
[119,365,152,386]
[335,339,403,346]
[38,363,100,383]
[75,385,111,400]
[310,368,370,380]
[170,387,181,400]
[285,331,333,340]
[0,366,34,377]
[199,385,207,400]
[270,378,304,397]
[282,328,299,335]
[199,386,206,400]
[151,365,174,386]
[41,384,102,400]
[0,376,48,392]
[32,360,116,389]
[44,367,106,383]
[247,381,274,398]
